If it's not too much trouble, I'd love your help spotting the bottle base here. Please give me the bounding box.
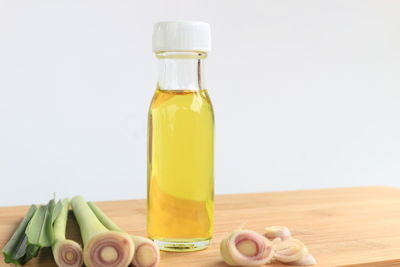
[153,238,211,252]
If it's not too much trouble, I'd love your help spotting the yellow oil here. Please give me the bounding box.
[147,88,214,251]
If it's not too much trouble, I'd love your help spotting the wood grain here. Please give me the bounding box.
[1,186,400,267]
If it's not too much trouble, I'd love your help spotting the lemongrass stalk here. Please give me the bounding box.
[71,196,134,267]
[52,198,83,267]
[88,202,160,267]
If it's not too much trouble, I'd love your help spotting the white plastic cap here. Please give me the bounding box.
[152,21,211,52]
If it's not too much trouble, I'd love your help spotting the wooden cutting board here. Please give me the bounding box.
[1,186,400,267]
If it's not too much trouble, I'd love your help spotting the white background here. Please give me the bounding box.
[1,1,399,206]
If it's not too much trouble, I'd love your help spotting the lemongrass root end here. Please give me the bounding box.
[132,237,160,267]
[53,240,83,267]
[84,231,134,267]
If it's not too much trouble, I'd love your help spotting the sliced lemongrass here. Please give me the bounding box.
[52,198,83,267]
[287,253,316,266]
[271,237,282,246]
[220,230,274,266]
[87,201,160,267]
[71,196,134,267]
[274,238,308,263]
[264,226,292,241]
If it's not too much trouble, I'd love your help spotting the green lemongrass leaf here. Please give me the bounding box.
[49,200,64,245]
[46,199,56,245]
[25,205,51,247]
[19,244,40,265]
[53,199,70,242]
[12,236,28,260]
[25,244,40,258]
[2,205,37,265]
[26,198,59,248]
[52,200,63,224]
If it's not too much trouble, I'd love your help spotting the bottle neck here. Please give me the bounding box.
[156,51,207,91]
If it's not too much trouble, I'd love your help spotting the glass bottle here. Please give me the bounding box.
[147,21,214,251]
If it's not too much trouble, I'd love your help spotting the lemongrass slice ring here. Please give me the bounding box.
[274,238,308,263]
[264,226,292,241]
[220,230,274,266]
